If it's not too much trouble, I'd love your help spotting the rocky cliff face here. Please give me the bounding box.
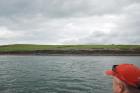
[0,49,140,56]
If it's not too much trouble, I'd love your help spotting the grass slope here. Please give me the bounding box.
[0,44,140,52]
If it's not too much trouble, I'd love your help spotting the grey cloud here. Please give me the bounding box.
[63,4,140,45]
[0,0,140,45]
[0,0,139,18]
[0,0,40,17]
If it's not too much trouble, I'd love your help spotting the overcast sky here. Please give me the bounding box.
[0,0,140,45]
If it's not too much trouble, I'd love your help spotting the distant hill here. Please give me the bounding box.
[0,44,140,55]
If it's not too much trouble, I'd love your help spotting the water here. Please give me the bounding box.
[0,56,140,93]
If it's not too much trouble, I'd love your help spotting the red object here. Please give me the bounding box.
[105,64,140,88]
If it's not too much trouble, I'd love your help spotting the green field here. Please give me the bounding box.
[0,44,140,52]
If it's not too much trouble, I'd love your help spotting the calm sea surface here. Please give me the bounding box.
[0,56,140,93]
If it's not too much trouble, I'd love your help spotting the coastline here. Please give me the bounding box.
[0,54,140,56]
[0,49,140,56]
[0,44,140,56]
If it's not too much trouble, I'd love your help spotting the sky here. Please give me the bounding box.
[0,0,140,45]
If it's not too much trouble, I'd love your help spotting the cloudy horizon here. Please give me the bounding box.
[0,0,140,45]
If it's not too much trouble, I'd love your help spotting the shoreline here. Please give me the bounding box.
[0,54,140,56]
[0,49,140,56]
[0,44,140,56]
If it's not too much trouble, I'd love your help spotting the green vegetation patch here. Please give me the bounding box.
[0,44,140,52]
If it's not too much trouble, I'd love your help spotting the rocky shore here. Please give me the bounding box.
[0,49,140,56]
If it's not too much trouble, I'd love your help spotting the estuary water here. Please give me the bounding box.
[0,56,140,93]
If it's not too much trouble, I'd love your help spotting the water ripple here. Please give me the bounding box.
[0,56,139,93]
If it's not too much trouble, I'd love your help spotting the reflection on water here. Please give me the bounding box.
[0,56,140,93]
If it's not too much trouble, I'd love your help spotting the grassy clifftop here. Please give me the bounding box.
[0,44,140,52]
[0,44,140,55]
